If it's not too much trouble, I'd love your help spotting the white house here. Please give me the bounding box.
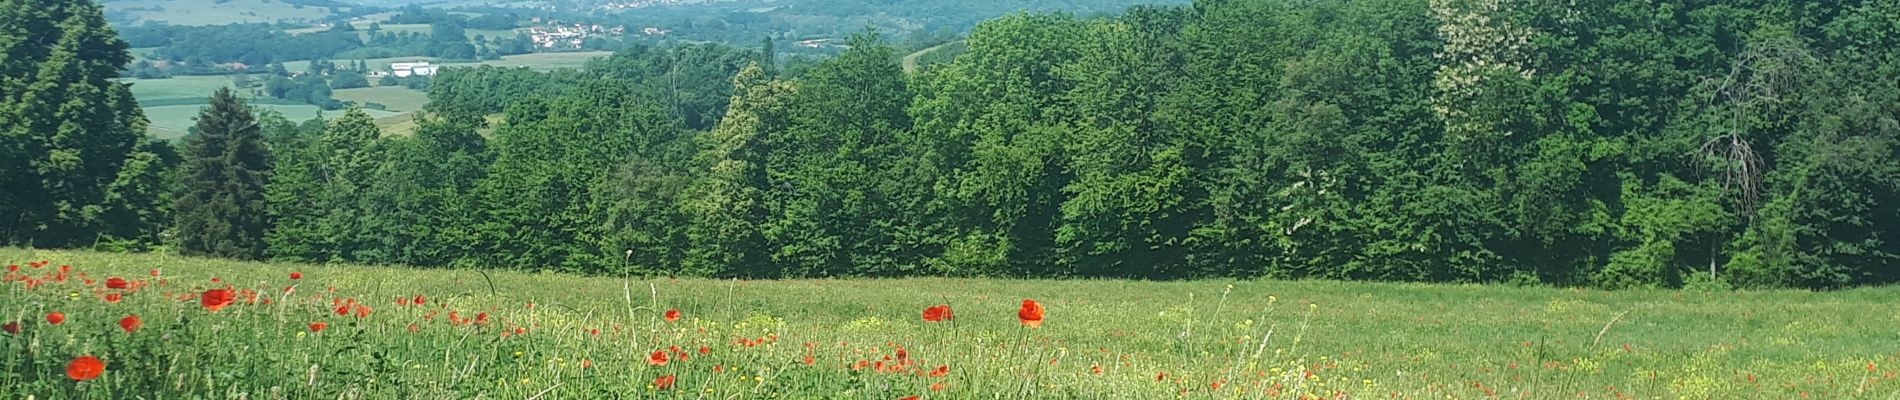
[389,61,439,77]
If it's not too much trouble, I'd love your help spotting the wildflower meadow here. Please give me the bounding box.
[3,248,1898,399]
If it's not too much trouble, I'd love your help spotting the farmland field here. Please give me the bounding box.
[102,0,333,26]
[332,85,430,112]
[123,76,406,138]
[3,248,1897,398]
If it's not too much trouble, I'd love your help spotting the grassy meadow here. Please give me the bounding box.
[2,248,1897,398]
[332,85,431,112]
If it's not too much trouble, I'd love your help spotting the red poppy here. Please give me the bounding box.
[4,265,14,272]
[802,354,816,365]
[289,272,303,280]
[899,396,919,400]
[514,327,527,335]
[1091,364,1103,374]
[1018,299,1045,328]
[118,315,141,333]
[648,350,669,366]
[2,321,19,334]
[580,359,593,368]
[931,365,949,377]
[309,322,329,332]
[66,356,105,381]
[698,346,711,355]
[105,277,128,289]
[46,312,65,325]
[1156,372,1167,381]
[475,312,490,325]
[104,293,122,303]
[654,375,676,389]
[931,382,946,391]
[201,289,235,311]
[353,305,372,318]
[664,309,681,322]
[923,304,953,322]
[413,294,426,305]
[149,268,160,277]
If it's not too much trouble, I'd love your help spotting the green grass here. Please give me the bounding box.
[287,22,518,42]
[122,76,408,138]
[121,75,236,103]
[333,85,430,112]
[2,248,1897,398]
[103,0,332,26]
[141,103,402,138]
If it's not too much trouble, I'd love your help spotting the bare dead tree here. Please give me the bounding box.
[1692,37,1817,277]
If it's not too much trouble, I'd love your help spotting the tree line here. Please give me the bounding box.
[117,16,536,68]
[9,0,1900,289]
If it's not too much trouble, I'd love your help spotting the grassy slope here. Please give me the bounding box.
[2,248,1896,398]
[332,85,430,112]
[902,42,954,73]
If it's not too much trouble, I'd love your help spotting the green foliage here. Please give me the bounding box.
[263,108,381,262]
[265,74,343,109]
[584,44,761,131]
[173,88,273,259]
[680,64,788,277]
[0,0,150,246]
[329,70,369,89]
[470,84,689,271]
[21,0,1900,289]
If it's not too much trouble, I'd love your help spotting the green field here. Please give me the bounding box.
[333,85,430,112]
[103,0,333,26]
[2,248,1896,398]
[286,21,519,42]
[122,76,402,138]
[334,85,431,135]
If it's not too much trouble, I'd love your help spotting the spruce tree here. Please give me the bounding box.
[173,88,273,259]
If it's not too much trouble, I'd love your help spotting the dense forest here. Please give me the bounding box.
[8,0,1900,289]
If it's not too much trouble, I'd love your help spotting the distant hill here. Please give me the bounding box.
[104,0,345,26]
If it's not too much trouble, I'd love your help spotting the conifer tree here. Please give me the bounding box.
[173,88,273,259]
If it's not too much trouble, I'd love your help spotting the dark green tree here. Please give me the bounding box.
[0,0,150,246]
[263,108,382,261]
[173,88,273,259]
